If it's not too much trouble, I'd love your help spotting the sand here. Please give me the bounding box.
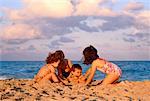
[0,79,150,101]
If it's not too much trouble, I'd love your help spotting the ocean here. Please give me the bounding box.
[0,61,150,81]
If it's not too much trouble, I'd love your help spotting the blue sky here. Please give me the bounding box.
[0,0,150,61]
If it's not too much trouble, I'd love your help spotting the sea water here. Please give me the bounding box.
[0,61,150,81]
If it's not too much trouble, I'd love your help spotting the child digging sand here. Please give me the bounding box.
[83,45,122,85]
[34,51,64,86]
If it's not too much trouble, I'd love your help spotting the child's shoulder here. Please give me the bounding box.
[93,58,105,65]
[91,58,106,68]
[39,65,46,70]
[40,64,51,71]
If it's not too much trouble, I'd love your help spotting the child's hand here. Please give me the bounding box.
[58,76,69,85]
[63,80,69,84]
[65,68,70,72]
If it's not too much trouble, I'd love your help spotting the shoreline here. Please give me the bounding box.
[0,79,150,100]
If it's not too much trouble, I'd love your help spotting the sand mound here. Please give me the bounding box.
[0,79,150,101]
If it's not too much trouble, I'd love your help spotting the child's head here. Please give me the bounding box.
[71,64,82,77]
[56,50,68,70]
[55,50,65,61]
[83,45,99,65]
[46,50,65,67]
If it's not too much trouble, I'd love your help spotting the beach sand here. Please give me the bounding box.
[0,79,150,101]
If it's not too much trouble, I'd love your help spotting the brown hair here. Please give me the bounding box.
[83,45,99,65]
[70,64,82,72]
[46,50,65,64]
[56,50,71,70]
[55,50,68,70]
[55,50,65,61]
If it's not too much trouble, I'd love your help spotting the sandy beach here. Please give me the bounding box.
[0,79,150,101]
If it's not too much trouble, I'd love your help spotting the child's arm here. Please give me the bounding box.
[67,72,73,79]
[85,62,97,85]
[58,76,70,85]
[65,59,72,72]
[85,60,105,85]
[68,59,73,68]
[83,67,92,79]
[57,67,63,78]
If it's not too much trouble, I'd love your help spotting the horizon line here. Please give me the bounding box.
[0,60,150,62]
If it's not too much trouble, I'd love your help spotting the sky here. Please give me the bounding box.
[0,0,150,61]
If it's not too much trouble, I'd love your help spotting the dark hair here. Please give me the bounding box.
[55,50,65,61]
[71,64,82,72]
[83,45,99,65]
[46,50,64,64]
[55,50,68,70]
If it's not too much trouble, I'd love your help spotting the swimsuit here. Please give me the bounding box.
[98,59,122,76]
[62,70,70,78]
[58,59,71,78]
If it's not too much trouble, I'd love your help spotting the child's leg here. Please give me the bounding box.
[101,73,120,85]
[40,73,59,83]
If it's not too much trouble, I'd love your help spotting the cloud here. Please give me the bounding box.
[2,47,21,52]
[32,16,88,36]
[59,37,75,43]
[48,40,63,49]
[1,0,150,60]
[99,15,135,31]
[124,2,144,11]
[2,0,117,21]
[123,37,135,42]
[1,23,41,44]
[136,11,150,30]
[74,0,116,16]
[0,0,121,45]
[1,44,36,52]
[48,36,75,49]
[123,32,150,49]
[1,0,74,22]
[23,0,74,18]
[6,9,25,20]
[125,32,149,41]
[1,15,99,45]
[27,45,36,51]
[81,17,107,28]
[4,39,28,44]
[1,51,46,61]
[128,11,150,44]
[1,1,149,45]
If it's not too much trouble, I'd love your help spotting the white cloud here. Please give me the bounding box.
[137,10,150,28]
[80,17,107,28]
[23,0,74,18]
[2,0,74,21]
[124,2,144,11]
[74,0,117,16]
[121,9,150,35]
[1,0,150,60]
[1,23,41,40]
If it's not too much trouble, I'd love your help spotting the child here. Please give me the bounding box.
[62,64,85,85]
[34,51,64,85]
[56,50,72,79]
[83,45,122,85]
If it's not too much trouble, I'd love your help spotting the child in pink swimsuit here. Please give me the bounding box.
[83,45,122,85]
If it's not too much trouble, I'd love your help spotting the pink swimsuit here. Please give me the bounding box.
[98,59,122,76]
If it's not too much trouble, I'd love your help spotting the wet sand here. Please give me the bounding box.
[0,79,150,101]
